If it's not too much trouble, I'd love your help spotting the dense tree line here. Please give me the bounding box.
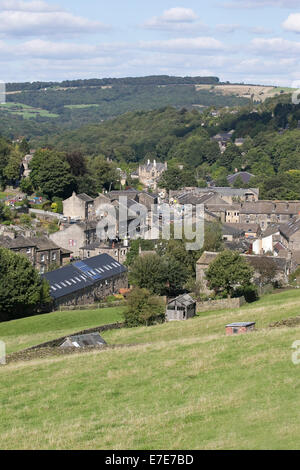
[6,76,220,92]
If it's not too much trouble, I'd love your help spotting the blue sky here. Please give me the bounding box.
[1,0,300,84]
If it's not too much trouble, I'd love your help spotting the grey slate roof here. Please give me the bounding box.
[280,218,300,239]
[227,172,254,185]
[77,193,94,202]
[226,322,255,327]
[0,235,36,249]
[60,332,106,348]
[43,253,127,300]
[167,294,196,307]
[197,187,259,197]
[31,236,60,251]
[262,224,281,237]
[177,192,217,206]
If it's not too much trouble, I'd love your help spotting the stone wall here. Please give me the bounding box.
[197,296,246,313]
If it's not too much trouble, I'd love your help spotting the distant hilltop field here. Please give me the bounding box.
[195,83,296,103]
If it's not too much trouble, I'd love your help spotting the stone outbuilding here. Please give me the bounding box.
[166,294,196,321]
[60,332,107,349]
[226,322,256,336]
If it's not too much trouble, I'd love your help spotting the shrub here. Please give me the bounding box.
[0,247,51,321]
[123,287,165,327]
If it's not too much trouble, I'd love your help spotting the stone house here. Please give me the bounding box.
[80,239,129,264]
[222,224,244,242]
[50,221,98,258]
[211,130,234,153]
[173,187,259,204]
[138,160,167,190]
[43,253,128,310]
[224,223,260,239]
[205,204,240,223]
[0,234,71,273]
[252,224,281,255]
[175,191,227,207]
[0,235,36,264]
[240,201,300,230]
[63,192,94,220]
[31,236,67,274]
[166,294,196,321]
[197,187,259,204]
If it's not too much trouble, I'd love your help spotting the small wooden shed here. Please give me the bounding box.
[166,294,196,321]
[226,322,256,336]
[59,332,107,349]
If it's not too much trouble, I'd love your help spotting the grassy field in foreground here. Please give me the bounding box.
[0,306,125,354]
[1,290,300,449]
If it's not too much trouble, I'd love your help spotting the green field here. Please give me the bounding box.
[64,104,100,109]
[0,102,59,119]
[0,306,125,354]
[1,290,300,449]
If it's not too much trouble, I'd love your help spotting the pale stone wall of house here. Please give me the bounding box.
[287,232,300,252]
[50,224,85,258]
[63,194,86,220]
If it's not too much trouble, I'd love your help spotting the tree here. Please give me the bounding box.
[19,138,30,155]
[87,155,119,192]
[123,287,165,327]
[3,149,23,183]
[250,257,277,288]
[129,254,168,295]
[20,177,34,195]
[205,250,253,297]
[65,151,87,177]
[29,149,76,200]
[158,167,197,191]
[0,247,51,321]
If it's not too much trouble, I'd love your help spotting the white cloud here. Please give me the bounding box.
[159,7,198,22]
[143,7,207,32]
[0,1,110,37]
[216,24,272,34]
[0,0,61,11]
[139,37,224,53]
[251,37,300,54]
[283,13,300,33]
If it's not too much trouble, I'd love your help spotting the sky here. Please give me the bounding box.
[1,0,300,84]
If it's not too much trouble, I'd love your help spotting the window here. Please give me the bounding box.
[41,254,45,262]
[40,267,45,274]
[26,248,31,254]
[232,328,239,334]
[52,252,57,261]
